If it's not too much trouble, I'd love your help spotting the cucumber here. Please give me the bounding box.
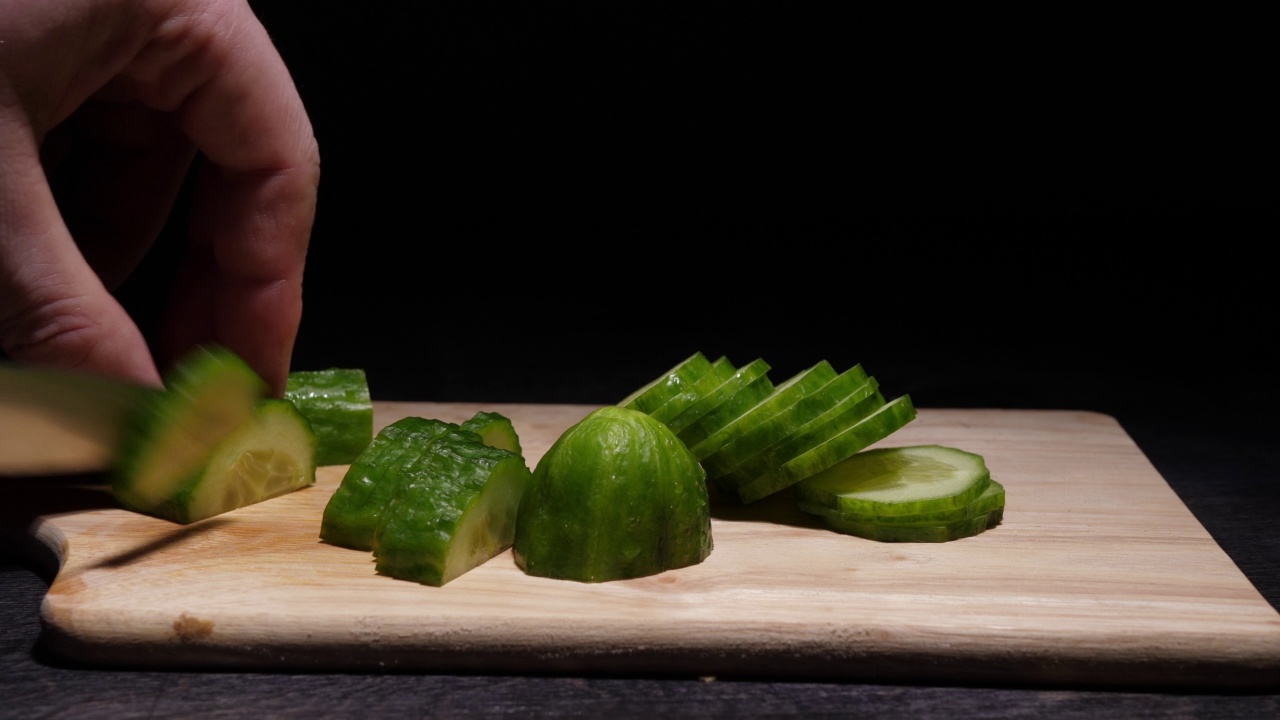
[795,444,994,518]
[799,478,1005,525]
[513,406,712,583]
[688,359,838,463]
[666,357,772,437]
[285,368,373,466]
[676,361,775,450]
[372,429,531,586]
[735,394,917,504]
[112,345,268,513]
[649,356,736,424]
[715,375,883,491]
[319,416,458,550]
[460,410,524,458]
[618,352,714,413]
[817,507,1004,543]
[149,399,317,524]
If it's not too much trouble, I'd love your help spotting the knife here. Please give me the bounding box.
[0,362,161,475]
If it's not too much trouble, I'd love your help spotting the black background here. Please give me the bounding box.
[118,6,1276,428]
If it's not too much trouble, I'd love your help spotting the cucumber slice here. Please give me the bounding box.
[112,345,268,513]
[666,358,772,437]
[319,416,458,550]
[715,375,883,491]
[676,367,775,451]
[688,360,838,463]
[618,352,714,413]
[372,429,531,586]
[460,410,525,458]
[513,406,712,583]
[285,368,373,466]
[817,507,1004,543]
[735,394,917,504]
[799,478,1005,525]
[795,445,995,518]
[649,356,736,425]
[149,399,317,524]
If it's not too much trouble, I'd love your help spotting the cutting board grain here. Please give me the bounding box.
[16,403,1280,689]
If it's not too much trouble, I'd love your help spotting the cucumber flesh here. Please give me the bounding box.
[372,429,530,586]
[735,394,917,504]
[112,345,268,513]
[689,360,838,463]
[285,368,373,466]
[152,399,317,524]
[795,444,993,518]
[618,352,714,413]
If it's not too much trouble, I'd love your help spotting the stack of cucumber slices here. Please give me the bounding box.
[622,352,1004,542]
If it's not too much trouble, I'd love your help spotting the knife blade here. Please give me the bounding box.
[0,362,161,475]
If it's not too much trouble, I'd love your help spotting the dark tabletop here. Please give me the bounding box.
[6,5,1278,717]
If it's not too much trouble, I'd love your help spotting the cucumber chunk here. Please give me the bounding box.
[149,399,317,524]
[618,352,714,413]
[795,444,994,518]
[513,406,712,583]
[320,417,458,550]
[372,429,531,587]
[735,394,917,504]
[112,345,268,513]
[460,410,525,459]
[285,368,374,466]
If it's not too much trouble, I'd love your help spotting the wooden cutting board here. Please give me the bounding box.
[16,402,1280,689]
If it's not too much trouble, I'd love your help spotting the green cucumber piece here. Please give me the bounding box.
[799,478,1005,525]
[678,368,775,450]
[112,345,268,513]
[666,358,772,437]
[319,416,458,550]
[715,375,883,491]
[735,394,917,504]
[372,430,531,586]
[818,507,1004,542]
[649,356,736,424]
[688,360,838,463]
[618,352,714,413]
[513,406,712,583]
[285,368,374,466]
[796,445,995,518]
[460,410,525,459]
[149,399,317,524]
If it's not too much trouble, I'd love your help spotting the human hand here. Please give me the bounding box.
[0,0,320,396]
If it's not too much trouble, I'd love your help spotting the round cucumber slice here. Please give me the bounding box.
[665,358,772,436]
[688,360,838,463]
[617,352,714,414]
[649,356,736,425]
[798,478,1005,525]
[513,406,712,583]
[735,394,917,504]
[818,507,1003,543]
[795,444,994,518]
[715,375,883,491]
[112,345,268,513]
[152,399,317,524]
[677,369,776,450]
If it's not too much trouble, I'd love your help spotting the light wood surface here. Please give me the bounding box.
[22,402,1280,688]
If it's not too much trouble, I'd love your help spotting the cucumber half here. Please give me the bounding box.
[112,345,268,513]
[285,368,374,466]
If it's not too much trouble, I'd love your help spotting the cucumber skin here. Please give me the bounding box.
[735,394,917,504]
[689,360,839,463]
[677,370,776,451]
[618,352,713,414]
[819,507,1004,542]
[319,417,458,551]
[513,406,712,583]
[665,358,771,436]
[372,430,530,586]
[460,411,524,458]
[285,368,373,467]
[649,356,735,425]
[112,345,268,513]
